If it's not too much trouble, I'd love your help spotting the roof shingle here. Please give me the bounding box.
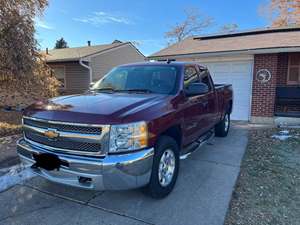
[44,42,127,62]
[150,28,300,58]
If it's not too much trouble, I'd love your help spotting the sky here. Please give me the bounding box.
[35,0,269,56]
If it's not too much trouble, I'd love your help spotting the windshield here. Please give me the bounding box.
[91,65,178,95]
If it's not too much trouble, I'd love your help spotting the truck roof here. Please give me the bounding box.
[119,61,207,69]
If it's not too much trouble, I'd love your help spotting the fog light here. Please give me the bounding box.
[78,176,92,184]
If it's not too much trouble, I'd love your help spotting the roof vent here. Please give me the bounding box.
[87,41,91,46]
[112,40,122,44]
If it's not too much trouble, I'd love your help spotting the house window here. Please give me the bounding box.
[52,66,66,88]
[288,54,300,85]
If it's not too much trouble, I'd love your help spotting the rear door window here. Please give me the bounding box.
[200,72,213,91]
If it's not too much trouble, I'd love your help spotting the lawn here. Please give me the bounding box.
[225,128,300,225]
[0,111,22,137]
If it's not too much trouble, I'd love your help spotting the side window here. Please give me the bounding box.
[184,66,199,88]
[200,72,213,91]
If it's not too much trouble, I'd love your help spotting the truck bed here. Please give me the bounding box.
[214,84,233,121]
[214,84,232,89]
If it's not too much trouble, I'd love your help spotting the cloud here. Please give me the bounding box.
[73,11,132,26]
[35,18,54,30]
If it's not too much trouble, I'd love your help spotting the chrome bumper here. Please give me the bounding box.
[17,138,154,190]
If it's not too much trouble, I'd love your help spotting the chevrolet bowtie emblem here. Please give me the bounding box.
[44,129,59,139]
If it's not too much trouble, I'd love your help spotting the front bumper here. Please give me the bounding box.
[17,138,154,190]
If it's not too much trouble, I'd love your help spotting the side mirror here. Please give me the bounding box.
[89,82,95,89]
[185,82,209,96]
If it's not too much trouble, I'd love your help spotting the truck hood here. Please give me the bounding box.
[24,92,172,124]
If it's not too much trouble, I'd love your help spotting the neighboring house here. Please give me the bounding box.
[45,41,145,93]
[149,27,300,124]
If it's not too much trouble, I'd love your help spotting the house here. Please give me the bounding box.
[149,27,300,124]
[45,41,145,93]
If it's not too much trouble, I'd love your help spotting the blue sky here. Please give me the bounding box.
[35,0,269,56]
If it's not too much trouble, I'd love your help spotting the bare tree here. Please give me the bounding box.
[220,23,239,33]
[259,0,300,27]
[165,8,213,44]
[0,0,48,78]
[0,0,59,107]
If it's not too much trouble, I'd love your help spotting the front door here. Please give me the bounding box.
[182,65,209,146]
[199,70,218,129]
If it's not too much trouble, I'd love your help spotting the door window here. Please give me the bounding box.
[184,66,199,88]
[200,72,213,91]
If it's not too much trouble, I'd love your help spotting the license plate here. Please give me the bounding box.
[32,153,68,171]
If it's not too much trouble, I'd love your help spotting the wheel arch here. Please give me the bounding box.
[228,100,233,114]
[158,124,182,149]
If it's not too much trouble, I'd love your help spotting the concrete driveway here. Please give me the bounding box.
[0,123,248,225]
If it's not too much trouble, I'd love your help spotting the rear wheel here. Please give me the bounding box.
[215,112,230,137]
[144,136,179,199]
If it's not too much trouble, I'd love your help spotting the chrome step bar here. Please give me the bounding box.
[180,130,214,160]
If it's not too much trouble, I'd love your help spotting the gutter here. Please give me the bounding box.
[79,58,92,84]
[148,46,300,60]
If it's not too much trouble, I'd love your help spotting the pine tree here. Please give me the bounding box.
[54,38,69,49]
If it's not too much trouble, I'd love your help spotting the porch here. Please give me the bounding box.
[275,53,300,118]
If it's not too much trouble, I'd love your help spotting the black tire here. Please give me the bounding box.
[144,136,179,199]
[215,112,230,137]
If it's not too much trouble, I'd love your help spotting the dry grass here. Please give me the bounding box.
[0,122,22,137]
[0,111,22,137]
[225,128,300,225]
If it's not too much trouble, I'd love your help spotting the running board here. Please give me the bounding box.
[180,130,214,160]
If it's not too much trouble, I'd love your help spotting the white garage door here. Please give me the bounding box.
[201,61,253,121]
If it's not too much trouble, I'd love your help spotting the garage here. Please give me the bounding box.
[150,27,300,123]
[201,61,253,121]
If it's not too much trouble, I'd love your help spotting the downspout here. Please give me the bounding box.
[79,58,92,84]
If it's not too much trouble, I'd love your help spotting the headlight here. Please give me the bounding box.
[109,121,148,153]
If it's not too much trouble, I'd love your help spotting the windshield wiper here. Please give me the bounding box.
[92,87,116,92]
[92,88,153,94]
[123,89,153,93]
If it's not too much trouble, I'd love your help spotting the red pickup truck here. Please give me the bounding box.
[17,61,233,198]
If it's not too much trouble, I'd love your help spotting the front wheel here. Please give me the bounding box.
[144,136,179,199]
[215,112,230,137]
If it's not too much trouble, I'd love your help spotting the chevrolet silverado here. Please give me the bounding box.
[17,61,233,198]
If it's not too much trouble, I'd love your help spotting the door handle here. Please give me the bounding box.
[201,101,208,107]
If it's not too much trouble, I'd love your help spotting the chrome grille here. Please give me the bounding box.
[23,118,101,135]
[22,117,109,156]
[25,131,101,152]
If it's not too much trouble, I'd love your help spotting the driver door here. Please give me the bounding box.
[199,70,218,130]
[182,65,209,145]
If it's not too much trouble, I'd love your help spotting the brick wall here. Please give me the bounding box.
[252,53,300,117]
[277,53,289,85]
[276,53,288,112]
[251,54,278,117]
